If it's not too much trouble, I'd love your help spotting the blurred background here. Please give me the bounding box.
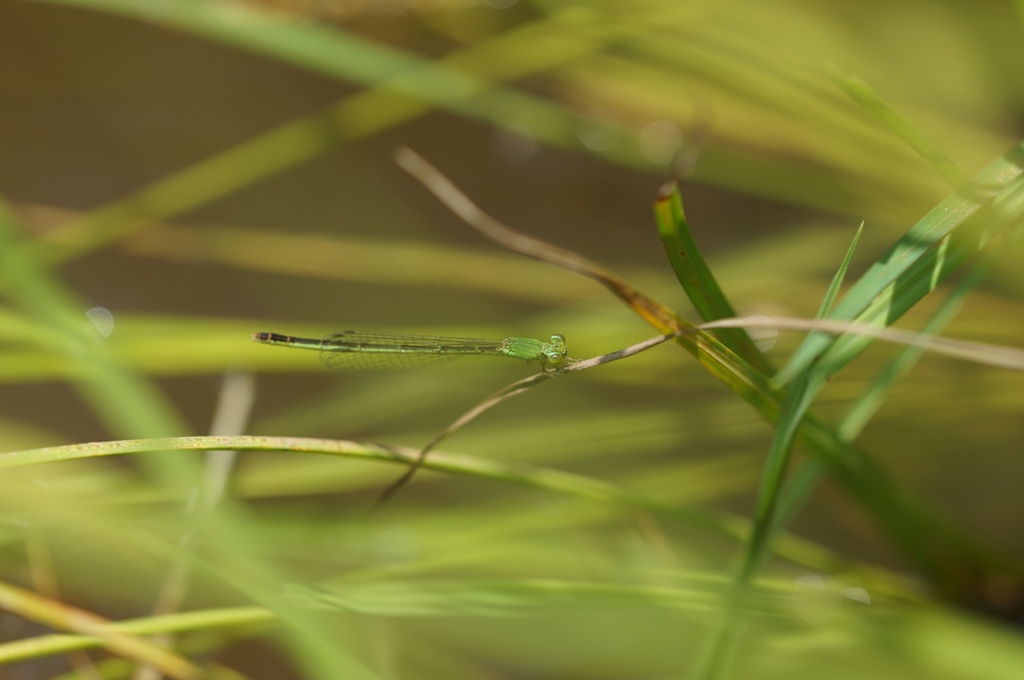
[1,0,1024,678]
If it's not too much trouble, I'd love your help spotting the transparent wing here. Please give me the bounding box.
[319,331,503,374]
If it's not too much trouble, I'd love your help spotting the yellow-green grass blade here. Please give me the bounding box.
[0,579,204,680]
[0,433,866,585]
[0,607,271,668]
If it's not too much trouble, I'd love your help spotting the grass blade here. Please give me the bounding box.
[776,141,1024,386]
[654,181,773,372]
[0,579,204,680]
[819,222,863,316]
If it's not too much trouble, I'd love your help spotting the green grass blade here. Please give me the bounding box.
[770,222,862,529]
[775,141,1024,387]
[761,260,984,537]
[774,254,968,536]
[814,173,1024,380]
[692,226,866,678]
[654,182,773,372]
[818,222,863,316]
[837,264,984,440]
[692,369,825,680]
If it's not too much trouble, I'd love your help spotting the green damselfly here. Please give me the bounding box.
[252,330,568,373]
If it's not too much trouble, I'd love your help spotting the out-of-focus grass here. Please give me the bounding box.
[1,1,1023,679]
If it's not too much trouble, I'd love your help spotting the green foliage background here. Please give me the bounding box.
[1,0,1024,678]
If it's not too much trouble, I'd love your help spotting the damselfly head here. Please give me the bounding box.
[545,334,568,366]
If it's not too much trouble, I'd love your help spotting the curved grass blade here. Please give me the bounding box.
[0,435,753,534]
[0,432,871,587]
